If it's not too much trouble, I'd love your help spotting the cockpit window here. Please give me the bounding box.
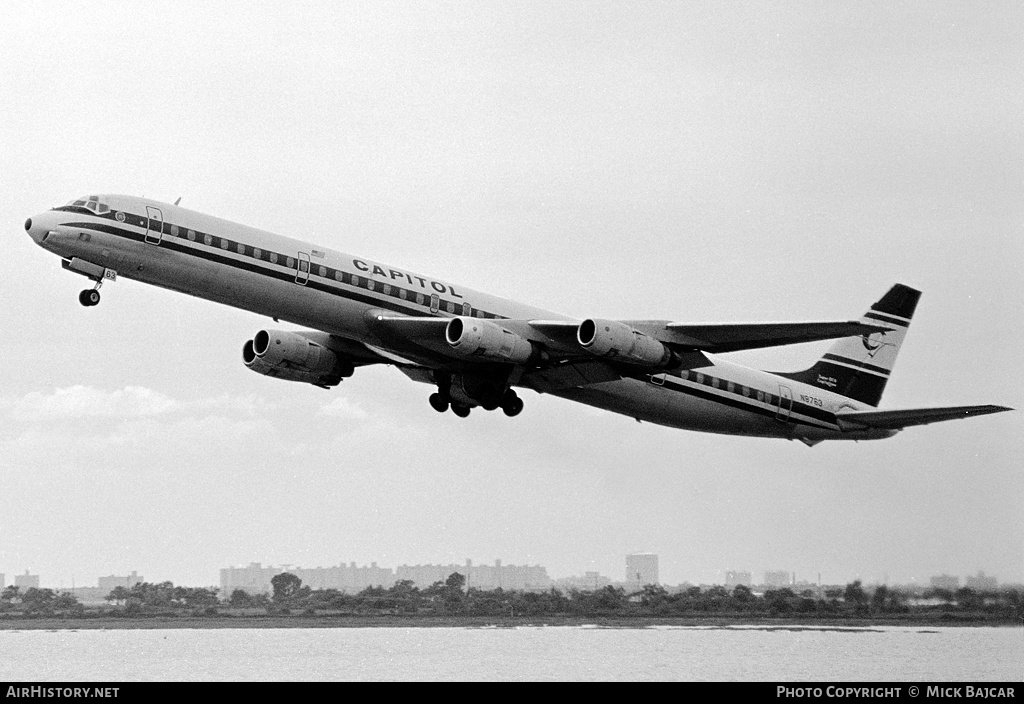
[66,195,110,214]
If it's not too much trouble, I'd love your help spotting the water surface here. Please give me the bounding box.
[1,625,1019,681]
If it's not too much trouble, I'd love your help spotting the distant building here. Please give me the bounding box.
[725,571,752,588]
[65,587,109,605]
[0,573,4,589]
[14,571,40,590]
[288,562,394,593]
[554,572,612,591]
[220,559,549,596]
[98,571,144,593]
[964,571,997,591]
[221,563,284,595]
[930,574,960,591]
[764,570,791,588]
[625,553,659,585]
[396,559,551,591]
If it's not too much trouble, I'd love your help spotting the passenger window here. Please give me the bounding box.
[237,243,245,254]
[204,234,213,246]
[286,256,294,268]
[319,266,327,277]
[726,381,735,393]
[695,373,704,384]
[170,225,178,237]
[335,270,343,281]
[712,377,720,388]
[463,303,471,316]
[254,248,262,259]
[270,253,278,264]
[446,301,455,313]
[367,280,375,291]
[382,283,390,295]
[187,230,196,241]
[399,288,407,299]
[742,386,751,397]
[416,293,425,305]
[220,239,230,250]
[475,310,484,317]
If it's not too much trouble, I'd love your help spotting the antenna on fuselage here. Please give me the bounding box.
[173,197,182,206]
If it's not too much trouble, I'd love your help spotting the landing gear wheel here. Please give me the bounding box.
[501,391,524,417]
[429,393,449,413]
[451,403,471,418]
[79,289,101,307]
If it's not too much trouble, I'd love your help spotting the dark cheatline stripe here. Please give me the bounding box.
[62,217,509,322]
[656,376,837,430]
[822,353,891,376]
[864,311,909,328]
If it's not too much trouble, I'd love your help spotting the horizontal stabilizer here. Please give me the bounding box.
[835,405,1013,431]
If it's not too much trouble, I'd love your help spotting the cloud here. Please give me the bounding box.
[6,385,177,422]
[316,396,368,420]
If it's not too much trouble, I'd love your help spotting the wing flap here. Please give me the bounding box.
[836,405,1013,431]
[520,360,621,393]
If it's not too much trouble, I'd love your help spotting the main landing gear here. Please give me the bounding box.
[429,388,524,418]
[78,285,101,307]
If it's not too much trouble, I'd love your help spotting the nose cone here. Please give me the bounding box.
[24,211,57,244]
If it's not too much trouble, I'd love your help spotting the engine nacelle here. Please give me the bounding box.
[445,317,537,364]
[577,319,675,367]
[243,329,354,387]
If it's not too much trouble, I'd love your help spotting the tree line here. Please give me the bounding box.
[1,577,1021,620]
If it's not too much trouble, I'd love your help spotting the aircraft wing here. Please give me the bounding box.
[647,320,891,353]
[368,315,893,365]
[835,405,1013,431]
[531,319,891,354]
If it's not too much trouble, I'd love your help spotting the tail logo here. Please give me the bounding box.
[860,333,893,358]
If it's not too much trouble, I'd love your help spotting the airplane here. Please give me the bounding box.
[23,194,1011,446]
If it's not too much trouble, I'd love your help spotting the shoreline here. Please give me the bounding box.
[1,614,1019,630]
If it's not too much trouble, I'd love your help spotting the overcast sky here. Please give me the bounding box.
[1,1,1021,589]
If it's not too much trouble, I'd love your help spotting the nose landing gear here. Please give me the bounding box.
[79,284,102,307]
[63,259,115,307]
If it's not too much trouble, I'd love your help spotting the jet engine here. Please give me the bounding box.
[445,317,538,364]
[243,329,354,387]
[577,319,675,367]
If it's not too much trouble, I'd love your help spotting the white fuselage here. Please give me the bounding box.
[25,195,895,444]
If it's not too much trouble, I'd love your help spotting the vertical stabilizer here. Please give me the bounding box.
[774,284,921,406]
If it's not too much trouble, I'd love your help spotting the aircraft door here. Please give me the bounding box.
[145,206,163,245]
[776,384,793,421]
[295,252,310,285]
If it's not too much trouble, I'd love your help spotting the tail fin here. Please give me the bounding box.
[775,284,921,406]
